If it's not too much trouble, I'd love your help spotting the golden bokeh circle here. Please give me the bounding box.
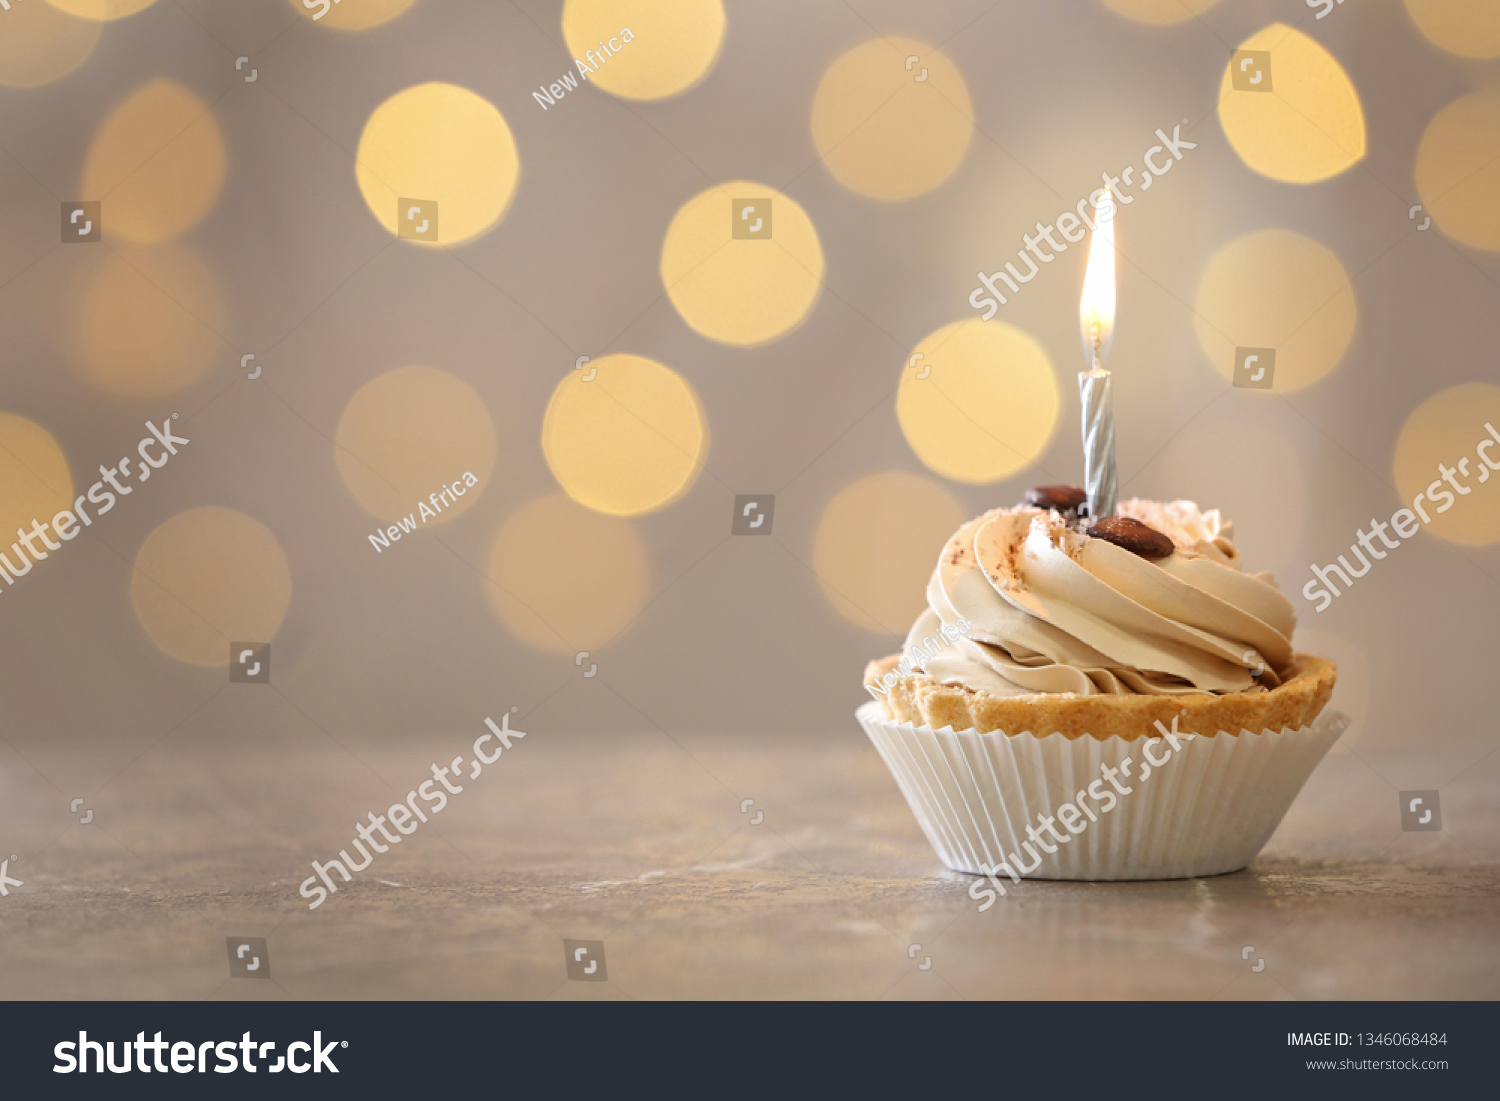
[1194,229,1356,392]
[561,0,724,101]
[1218,23,1365,184]
[69,243,227,398]
[131,507,292,667]
[660,180,823,346]
[897,319,1060,484]
[542,354,706,517]
[45,0,159,20]
[287,0,415,30]
[810,36,973,202]
[812,470,967,635]
[485,493,650,654]
[80,78,227,245]
[1393,383,1500,547]
[1404,0,1500,60]
[0,2,100,89]
[1100,0,1221,24]
[1416,91,1500,252]
[0,414,74,553]
[336,366,497,525]
[355,82,520,246]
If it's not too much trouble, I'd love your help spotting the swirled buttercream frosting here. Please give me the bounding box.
[896,498,1296,699]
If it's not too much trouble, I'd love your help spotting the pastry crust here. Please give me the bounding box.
[862,653,1336,741]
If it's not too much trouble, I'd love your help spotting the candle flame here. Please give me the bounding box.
[1079,188,1116,366]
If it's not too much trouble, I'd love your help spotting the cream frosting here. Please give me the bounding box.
[901,499,1297,698]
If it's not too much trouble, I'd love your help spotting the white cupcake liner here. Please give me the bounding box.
[858,701,1349,881]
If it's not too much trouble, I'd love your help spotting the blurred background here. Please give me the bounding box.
[1,0,1498,998]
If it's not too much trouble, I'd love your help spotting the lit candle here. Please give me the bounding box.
[1078,188,1118,522]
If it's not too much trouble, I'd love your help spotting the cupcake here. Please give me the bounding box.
[858,491,1345,883]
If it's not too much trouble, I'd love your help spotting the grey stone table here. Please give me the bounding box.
[1,723,1496,1000]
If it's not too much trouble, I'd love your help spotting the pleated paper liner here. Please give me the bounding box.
[858,700,1349,881]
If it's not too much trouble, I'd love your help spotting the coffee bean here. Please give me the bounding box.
[1087,516,1175,559]
[1024,485,1087,512]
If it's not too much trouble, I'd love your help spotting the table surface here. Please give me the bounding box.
[1,724,1496,1001]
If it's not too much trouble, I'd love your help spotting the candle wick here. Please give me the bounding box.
[1089,323,1102,371]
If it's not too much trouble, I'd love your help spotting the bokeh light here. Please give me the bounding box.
[561,0,724,101]
[897,319,1060,484]
[46,0,159,20]
[336,366,497,525]
[1393,382,1500,547]
[809,36,972,202]
[1194,229,1356,392]
[0,414,74,555]
[80,78,227,245]
[68,243,227,398]
[484,493,650,654]
[1415,91,1500,251]
[1100,0,1221,25]
[542,354,706,517]
[1218,23,1365,184]
[356,82,520,246]
[660,180,823,346]
[812,470,965,635]
[1404,0,1500,60]
[287,0,415,30]
[131,507,292,667]
[0,2,100,90]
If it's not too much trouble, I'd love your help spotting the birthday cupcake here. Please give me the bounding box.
[858,489,1344,882]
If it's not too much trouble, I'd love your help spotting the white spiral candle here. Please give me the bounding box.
[1078,188,1118,522]
[1079,367,1117,521]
